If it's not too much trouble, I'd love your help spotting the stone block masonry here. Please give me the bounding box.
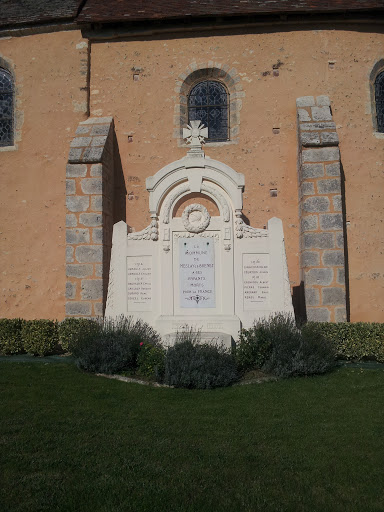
[65,117,115,318]
[296,96,347,322]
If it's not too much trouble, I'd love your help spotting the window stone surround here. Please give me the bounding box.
[174,62,244,145]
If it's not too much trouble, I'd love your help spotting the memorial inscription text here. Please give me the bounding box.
[127,256,152,310]
[243,253,270,309]
[179,237,215,308]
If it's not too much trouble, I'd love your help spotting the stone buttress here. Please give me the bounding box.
[296,96,347,322]
[65,117,117,317]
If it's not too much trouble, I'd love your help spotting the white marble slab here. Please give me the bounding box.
[179,237,215,308]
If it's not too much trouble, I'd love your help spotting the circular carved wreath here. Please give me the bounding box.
[182,203,211,233]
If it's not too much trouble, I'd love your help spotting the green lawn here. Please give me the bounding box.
[1,362,383,512]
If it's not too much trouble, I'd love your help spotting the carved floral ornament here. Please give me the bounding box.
[182,203,210,233]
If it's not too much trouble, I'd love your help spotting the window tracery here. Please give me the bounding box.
[188,80,229,142]
[0,68,14,147]
[375,70,384,133]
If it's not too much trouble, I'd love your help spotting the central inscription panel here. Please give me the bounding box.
[179,237,215,308]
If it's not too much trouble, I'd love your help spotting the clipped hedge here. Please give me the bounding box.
[58,317,100,353]
[21,320,60,356]
[306,322,384,362]
[0,318,26,355]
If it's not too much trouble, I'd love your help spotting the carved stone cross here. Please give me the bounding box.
[183,120,208,149]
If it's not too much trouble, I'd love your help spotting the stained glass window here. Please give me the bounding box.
[0,68,14,147]
[188,81,229,142]
[375,71,384,133]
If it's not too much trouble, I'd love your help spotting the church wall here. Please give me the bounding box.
[0,30,89,320]
[1,24,383,323]
[89,26,384,322]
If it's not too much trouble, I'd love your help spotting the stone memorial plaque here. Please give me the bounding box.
[179,237,215,308]
[243,253,270,309]
[127,256,152,310]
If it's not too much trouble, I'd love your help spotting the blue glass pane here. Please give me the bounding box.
[0,70,12,92]
[0,70,13,145]
[209,107,228,140]
[189,82,208,106]
[375,71,384,132]
[188,80,228,141]
[189,107,208,124]
[0,94,13,117]
[208,82,227,105]
[0,118,12,146]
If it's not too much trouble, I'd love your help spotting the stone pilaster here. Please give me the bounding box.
[65,117,115,318]
[296,96,347,322]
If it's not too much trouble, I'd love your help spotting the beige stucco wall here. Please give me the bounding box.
[0,30,88,320]
[1,24,383,322]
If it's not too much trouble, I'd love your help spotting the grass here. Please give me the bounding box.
[1,362,384,512]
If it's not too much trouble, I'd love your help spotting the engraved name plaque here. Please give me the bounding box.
[179,237,215,308]
[243,253,270,309]
[127,256,152,310]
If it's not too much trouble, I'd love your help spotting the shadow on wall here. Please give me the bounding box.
[340,162,351,322]
[102,130,127,314]
[292,281,307,324]
[113,130,127,225]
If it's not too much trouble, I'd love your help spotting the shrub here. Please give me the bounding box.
[58,318,100,353]
[0,318,26,355]
[236,313,336,378]
[306,322,384,362]
[72,315,161,374]
[236,320,275,373]
[164,328,238,389]
[265,320,336,378]
[137,342,166,381]
[21,320,60,356]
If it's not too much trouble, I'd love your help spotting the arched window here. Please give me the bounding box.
[0,68,14,147]
[375,70,384,133]
[188,81,229,142]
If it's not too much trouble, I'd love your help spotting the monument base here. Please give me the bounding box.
[155,314,241,348]
[163,331,234,349]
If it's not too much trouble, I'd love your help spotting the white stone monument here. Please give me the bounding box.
[105,120,293,345]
